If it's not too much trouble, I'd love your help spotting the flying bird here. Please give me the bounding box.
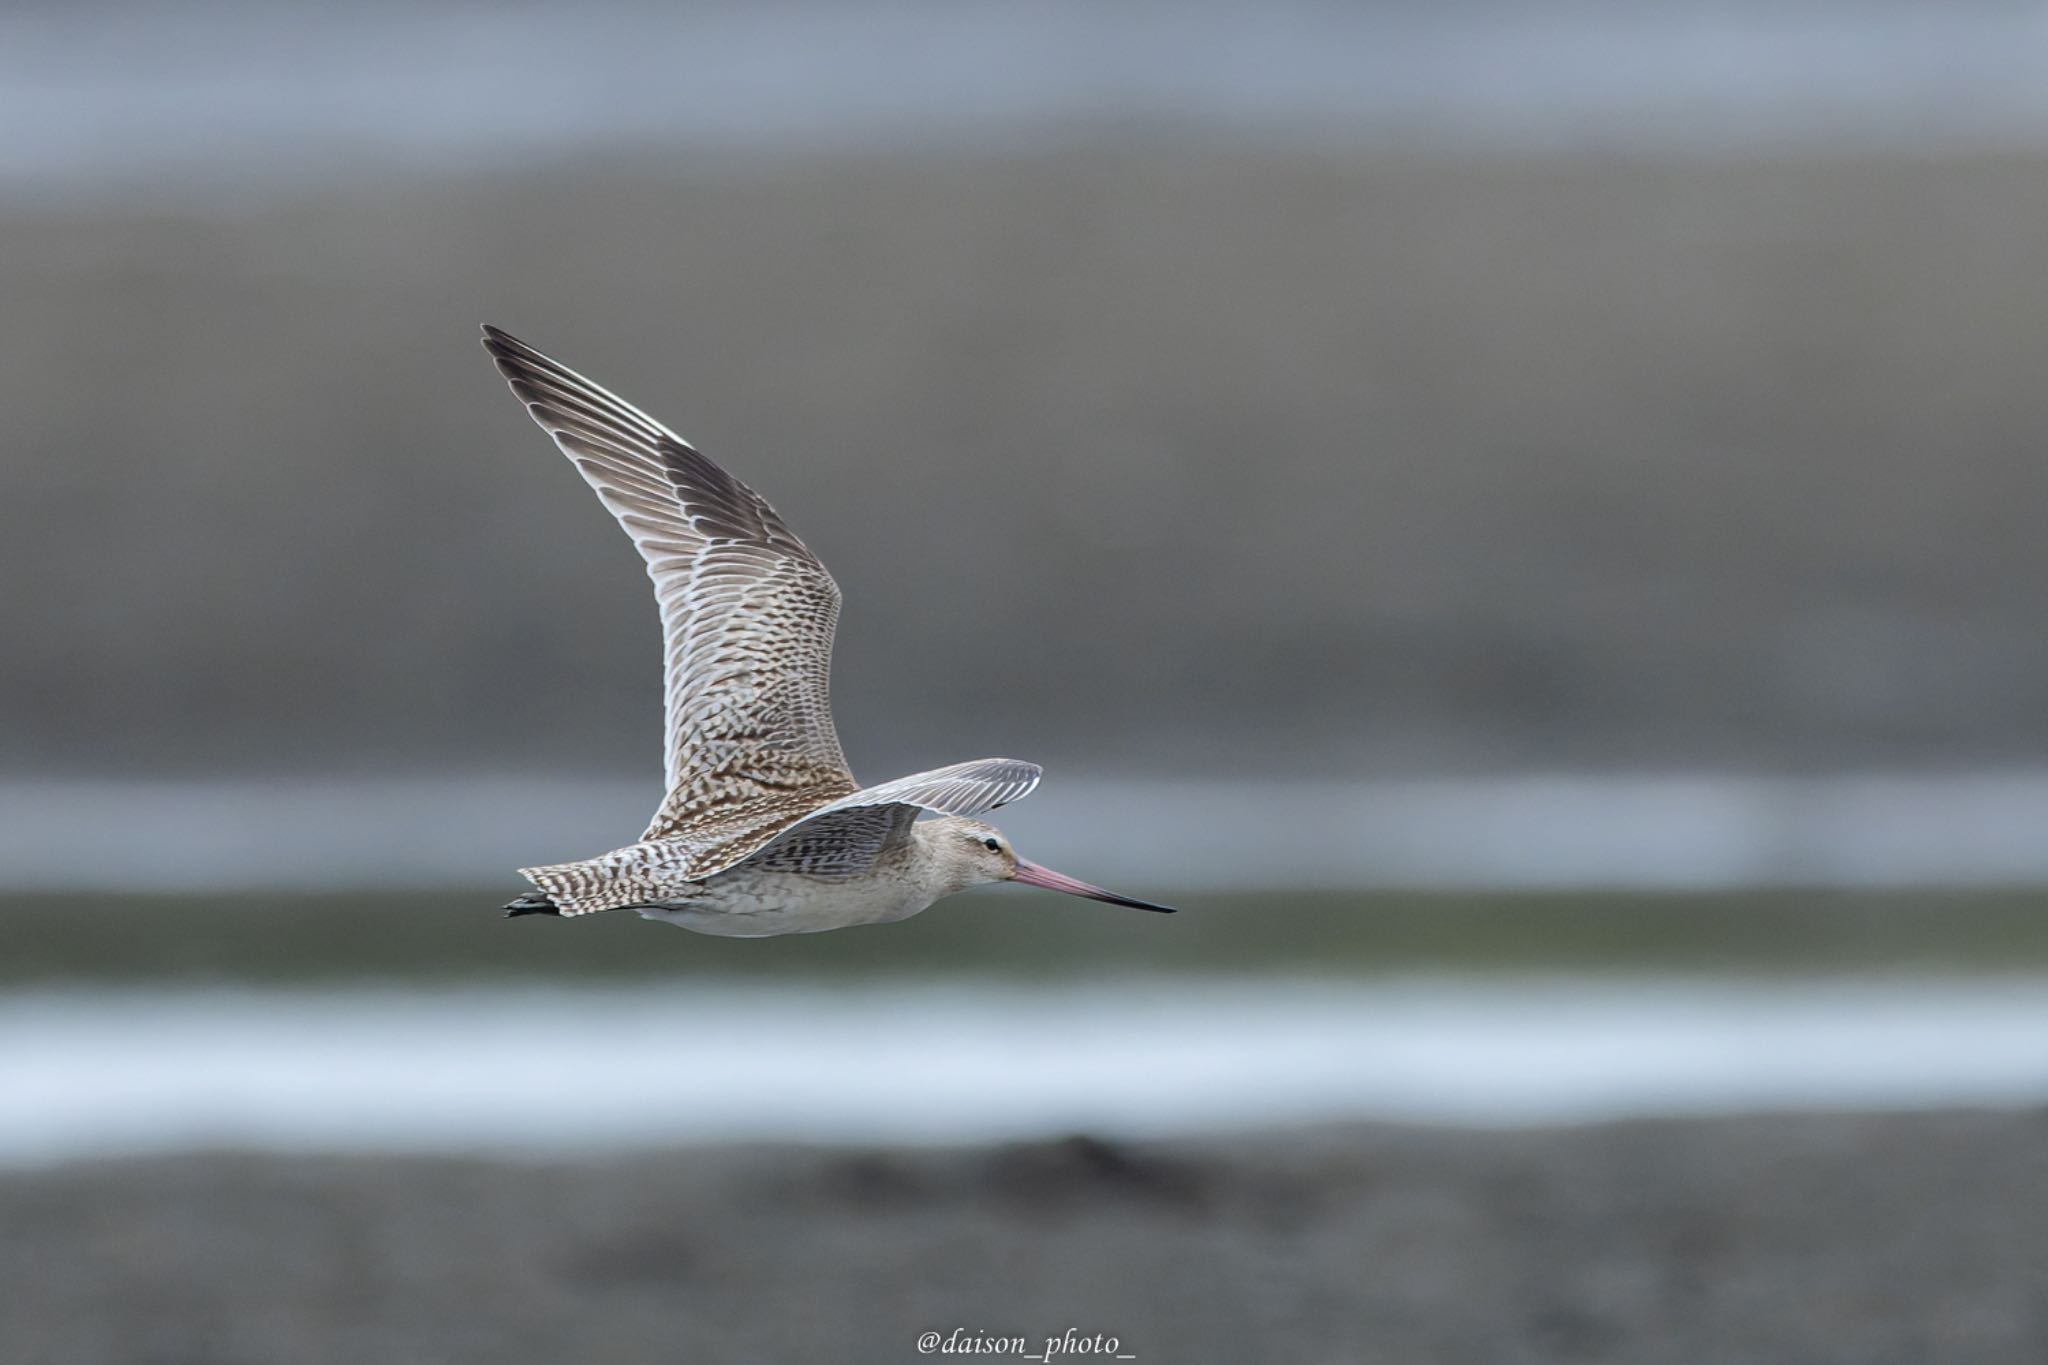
[481,326,1176,936]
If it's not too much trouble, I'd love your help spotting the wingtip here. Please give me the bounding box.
[503,890,561,918]
[482,324,546,365]
[480,327,548,385]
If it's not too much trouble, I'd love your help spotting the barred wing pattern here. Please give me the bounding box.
[483,327,858,850]
[741,758,1044,876]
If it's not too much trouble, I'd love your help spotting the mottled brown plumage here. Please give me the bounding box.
[482,327,1173,932]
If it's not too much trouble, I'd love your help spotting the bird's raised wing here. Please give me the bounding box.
[483,327,858,843]
[738,757,1043,876]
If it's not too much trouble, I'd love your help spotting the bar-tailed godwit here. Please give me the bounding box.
[481,327,1176,935]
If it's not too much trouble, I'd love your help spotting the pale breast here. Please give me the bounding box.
[632,867,938,937]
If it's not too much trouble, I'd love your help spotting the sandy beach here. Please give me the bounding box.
[5,1109,2042,1364]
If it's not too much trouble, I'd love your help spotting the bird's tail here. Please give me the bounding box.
[510,852,685,917]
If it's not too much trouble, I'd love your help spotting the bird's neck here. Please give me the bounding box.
[907,822,986,902]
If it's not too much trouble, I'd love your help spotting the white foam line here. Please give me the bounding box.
[5,977,2048,1165]
[9,773,2048,891]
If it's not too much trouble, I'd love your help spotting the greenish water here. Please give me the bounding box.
[8,889,2048,983]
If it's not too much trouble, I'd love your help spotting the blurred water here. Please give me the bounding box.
[6,976,2047,1164]
[12,1,2048,194]
[9,775,2048,892]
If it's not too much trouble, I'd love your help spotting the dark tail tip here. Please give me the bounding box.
[503,891,561,918]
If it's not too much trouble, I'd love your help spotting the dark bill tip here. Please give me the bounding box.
[1010,859,1178,914]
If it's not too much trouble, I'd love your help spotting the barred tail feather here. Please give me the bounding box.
[516,856,677,917]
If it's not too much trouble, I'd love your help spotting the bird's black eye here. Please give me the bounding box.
[983,837,1002,852]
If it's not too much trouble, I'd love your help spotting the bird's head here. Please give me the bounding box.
[925,816,1176,913]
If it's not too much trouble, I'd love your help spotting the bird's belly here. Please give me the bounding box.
[634,871,932,937]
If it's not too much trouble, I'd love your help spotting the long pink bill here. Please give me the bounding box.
[1010,859,1177,914]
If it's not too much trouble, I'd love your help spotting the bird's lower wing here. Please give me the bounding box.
[736,757,1043,876]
